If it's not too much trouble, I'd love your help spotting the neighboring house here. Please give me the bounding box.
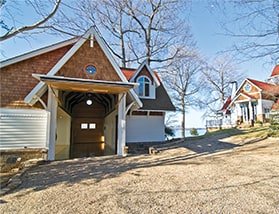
[0,26,174,161]
[206,65,279,129]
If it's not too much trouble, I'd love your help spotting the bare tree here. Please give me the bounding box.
[58,0,191,68]
[162,48,202,138]
[0,0,61,41]
[123,0,189,66]
[64,0,135,67]
[1,0,192,69]
[209,0,279,63]
[200,55,243,117]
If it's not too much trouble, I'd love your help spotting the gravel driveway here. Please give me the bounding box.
[0,134,278,213]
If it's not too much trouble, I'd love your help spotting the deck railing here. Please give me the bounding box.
[206,118,235,128]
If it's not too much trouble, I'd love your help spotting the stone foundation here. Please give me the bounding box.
[0,149,47,172]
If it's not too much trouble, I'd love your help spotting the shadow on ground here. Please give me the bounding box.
[5,131,263,195]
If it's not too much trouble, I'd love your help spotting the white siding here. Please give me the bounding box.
[262,100,274,110]
[0,108,50,149]
[126,115,165,143]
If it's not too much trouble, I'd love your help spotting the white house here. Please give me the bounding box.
[207,65,279,128]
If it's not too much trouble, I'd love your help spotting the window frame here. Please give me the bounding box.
[137,76,151,98]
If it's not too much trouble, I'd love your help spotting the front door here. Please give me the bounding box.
[71,101,105,158]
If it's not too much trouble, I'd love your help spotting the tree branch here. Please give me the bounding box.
[0,0,61,41]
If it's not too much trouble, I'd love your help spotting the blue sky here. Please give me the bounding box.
[189,2,275,81]
[1,1,277,128]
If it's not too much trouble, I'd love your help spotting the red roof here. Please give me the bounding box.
[121,68,136,80]
[120,68,161,82]
[218,96,231,114]
[247,78,279,94]
[153,71,162,83]
[270,65,279,77]
[221,96,231,111]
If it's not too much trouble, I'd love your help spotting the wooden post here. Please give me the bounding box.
[117,93,127,156]
[47,87,58,160]
[249,100,254,126]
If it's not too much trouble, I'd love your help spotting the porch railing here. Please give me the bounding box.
[206,118,235,128]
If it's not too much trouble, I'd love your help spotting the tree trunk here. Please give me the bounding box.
[181,98,186,139]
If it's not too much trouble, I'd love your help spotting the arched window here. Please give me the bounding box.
[137,76,150,97]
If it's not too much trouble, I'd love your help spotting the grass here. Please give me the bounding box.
[191,125,279,140]
[268,125,279,137]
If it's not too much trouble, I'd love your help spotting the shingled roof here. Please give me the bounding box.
[270,65,279,77]
[247,78,279,94]
[218,96,231,114]
[121,68,175,111]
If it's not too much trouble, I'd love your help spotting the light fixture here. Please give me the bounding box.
[86,99,93,105]
[86,93,93,105]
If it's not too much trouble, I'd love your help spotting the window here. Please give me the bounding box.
[137,76,150,97]
[244,84,252,92]
[80,123,96,129]
[264,108,270,119]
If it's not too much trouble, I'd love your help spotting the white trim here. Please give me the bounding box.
[130,60,160,87]
[246,79,263,91]
[233,79,262,101]
[0,38,78,68]
[47,87,58,160]
[117,93,127,156]
[233,93,257,104]
[136,75,154,98]
[23,26,142,108]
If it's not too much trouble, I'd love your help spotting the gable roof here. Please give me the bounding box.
[0,38,78,68]
[129,60,160,87]
[140,84,176,111]
[247,78,279,94]
[121,68,137,80]
[270,65,279,77]
[121,66,174,111]
[218,96,231,114]
[121,67,161,83]
[22,26,142,107]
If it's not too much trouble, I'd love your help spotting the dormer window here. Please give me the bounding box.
[137,76,150,97]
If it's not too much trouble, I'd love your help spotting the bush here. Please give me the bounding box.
[271,114,279,125]
[190,128,199,136]
[268,125,279,137]
[165,126,175,139]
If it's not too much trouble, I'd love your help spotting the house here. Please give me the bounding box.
[0,26,175,161]
[206,65,279,129]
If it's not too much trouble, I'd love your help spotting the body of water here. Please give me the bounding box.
[171,128,207,139]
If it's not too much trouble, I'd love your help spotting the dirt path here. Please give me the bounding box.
[0,135,278,213]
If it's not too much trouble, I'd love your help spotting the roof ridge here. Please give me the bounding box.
[0,37,79,67]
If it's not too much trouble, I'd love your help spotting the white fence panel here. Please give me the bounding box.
[0,108,50,149]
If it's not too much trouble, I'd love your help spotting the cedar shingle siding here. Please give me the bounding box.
[57,40,122,81]
[1,45,73,108]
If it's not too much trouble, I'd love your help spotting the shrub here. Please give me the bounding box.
[190,128,199,136]
[268,125,279,137]
[165,126,175,139]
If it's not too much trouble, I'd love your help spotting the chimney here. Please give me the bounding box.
[230,81,237,99]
